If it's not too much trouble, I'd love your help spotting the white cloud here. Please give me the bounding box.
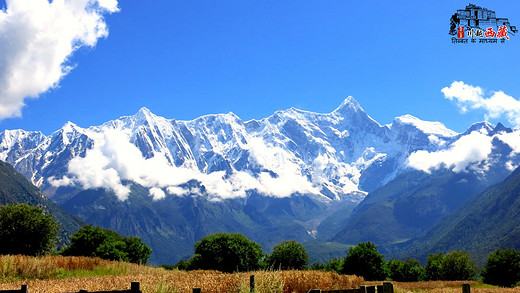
[149,187,166,201]
[0,0,118,119]
[407,131,494,173]
[442,81,520,126]
[51,130,320,201]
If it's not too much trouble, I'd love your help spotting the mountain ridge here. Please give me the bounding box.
[0,97,478,203]
[2,97,520,264]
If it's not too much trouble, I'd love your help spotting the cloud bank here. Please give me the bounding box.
[0,0,118,119]
[407,82,520,174]
[407,131,494,173]
[407,128,520,174]
[442,81,520,126]
[50,130,319,201]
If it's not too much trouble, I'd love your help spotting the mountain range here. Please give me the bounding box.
[1,97,519,264]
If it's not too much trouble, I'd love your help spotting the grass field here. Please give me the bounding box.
[390,281,520,293]
[0,255,518,293]
[0,255,362,293]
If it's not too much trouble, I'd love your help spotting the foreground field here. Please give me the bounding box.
[0,256,519,293]
[390,281,520,293]
[0,255,362,293]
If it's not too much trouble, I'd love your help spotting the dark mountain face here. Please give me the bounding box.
[0,160,81,248]
[331,168,508,250]
[398,166,520,265]
[57,185,328,264]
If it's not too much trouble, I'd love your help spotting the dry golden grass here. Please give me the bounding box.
[379,281,520,293]
[0,255,158,281]
[0,255,363,293]
[4,256,519,293]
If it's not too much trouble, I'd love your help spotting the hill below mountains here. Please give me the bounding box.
[0,160,81,248]
[333,148,514,250]
[2,97,520,264]
[400,166,520,265]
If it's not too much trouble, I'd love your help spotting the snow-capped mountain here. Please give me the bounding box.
[0,97,464,203]
[2,97,520,264]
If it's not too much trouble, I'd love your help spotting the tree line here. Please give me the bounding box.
[173,233,520,288]
[0,204,152,264]
[2,203,520,287]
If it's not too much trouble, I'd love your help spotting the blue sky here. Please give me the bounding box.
[1,0,519,134]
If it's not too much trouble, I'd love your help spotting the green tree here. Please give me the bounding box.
[61,225,116,257]
[0,203,58,256]
[482,249,520,287]
[309,258,343,273]
[425,253,445,281]
[425,251,476,281]
[189,233,264,273]
[267,240,309,270]
[387,259,425,282]
[122,236,152,264]
[443,251,477,281]
[325,258,343,273]
[61,225,152,264]
[341,242,387,281]
[95,240,128,261]
[173,259,191,270]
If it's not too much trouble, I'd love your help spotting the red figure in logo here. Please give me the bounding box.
[485,27,496,38]
[457,26,465,38]
[497,25,510,40]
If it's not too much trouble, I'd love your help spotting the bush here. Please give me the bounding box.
[267,240,309,270]
[482,248,520,287]
[188,233,264,273]
[387,259,425,282]
[61,225,151,264]
[0,203,58,256]
[341,242,387,281]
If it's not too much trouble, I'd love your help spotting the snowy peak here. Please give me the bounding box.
[135,106,153,118]
[60,121,81,133]
[392,114,458,137]
[0,129,46,156]
[132,107,163,125]
[463,121,495,135]
[333,96,363,114]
